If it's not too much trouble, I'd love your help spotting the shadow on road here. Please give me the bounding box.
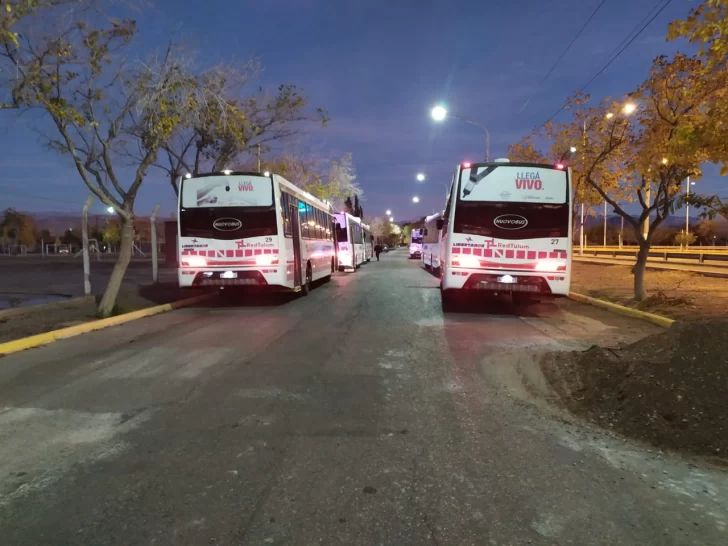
[442,292,558,319]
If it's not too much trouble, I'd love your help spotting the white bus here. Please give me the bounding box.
[362,222,373,262]
[422,211,443,272]
[334,212,366,271]
[178,171,335,294]
[409,228,424,259]
[438,160,572,305]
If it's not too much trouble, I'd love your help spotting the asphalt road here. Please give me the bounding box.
[1,250,727,545]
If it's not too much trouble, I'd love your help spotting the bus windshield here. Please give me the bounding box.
[334,221,349,243]
[180,175,277,240]
[455,164,569,239]
[460,164,568,204]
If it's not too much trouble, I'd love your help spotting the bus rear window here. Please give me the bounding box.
[181,175,273,208]
[460,165,568,204]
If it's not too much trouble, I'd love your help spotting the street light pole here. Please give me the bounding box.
[450,115,490,161]
[603,200,607,247]
[685,176,691,242]
[431,105,490,161]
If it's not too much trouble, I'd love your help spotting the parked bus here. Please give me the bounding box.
[178,171,335,294]
[362,223,373,262]
[409,228,424,259]
[334,212,366,271]
[422,211,444,272]
[438,160,572,305]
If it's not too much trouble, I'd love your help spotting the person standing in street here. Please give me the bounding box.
[374,243,382,261]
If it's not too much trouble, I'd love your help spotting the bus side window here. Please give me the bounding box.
[299,205,307,239]
[315,208,323,239]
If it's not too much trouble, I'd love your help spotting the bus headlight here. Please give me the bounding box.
[181,256,207,267]
[535,259,566,272]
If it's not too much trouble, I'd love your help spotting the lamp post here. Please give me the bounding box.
[431,104,490,161]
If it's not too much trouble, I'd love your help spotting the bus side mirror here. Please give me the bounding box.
[436,219,444,230]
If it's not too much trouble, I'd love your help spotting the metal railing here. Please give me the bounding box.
[575,247,728,266]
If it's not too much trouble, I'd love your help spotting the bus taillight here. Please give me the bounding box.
[452,254,481,268]
[535,259,566,272]
[255,254,279,266]
[181,256,207,268]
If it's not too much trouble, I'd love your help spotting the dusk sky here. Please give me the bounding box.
[1,0,725,220]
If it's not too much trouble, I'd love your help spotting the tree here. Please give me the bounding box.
[344,195,354,215]
[668,1,728,70]
[353,194,362,217]
[2,8,198,316]
[1,208,37,246]
[247,152,362,210]
[370,216,393,243]
[580,55,724,299]
[157,69,329,196]
[509,54,727,300]
[674,231,697,247]
[103,220,121,245]
[61,228,81,247]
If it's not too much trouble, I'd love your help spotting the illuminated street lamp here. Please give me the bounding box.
[106,206,114,214]
[623,102,637,115]
[389,217,394,222]
[431,105,447,121]
[430,103,490,161]
[569,146,577,153]
[386,209,391,215]
[605,112,614,119]
[412,196,420,203]
[416,173,426,182]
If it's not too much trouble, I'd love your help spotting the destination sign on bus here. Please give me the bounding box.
[460,165,567,204]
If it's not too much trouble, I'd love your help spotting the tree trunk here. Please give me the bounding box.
[633,243,649,301]
[97,216,134,318]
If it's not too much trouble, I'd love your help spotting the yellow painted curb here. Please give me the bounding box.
[0,292,218,357]
[568,292,675,329]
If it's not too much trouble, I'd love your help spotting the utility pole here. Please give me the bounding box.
[256,143,261,173]
[603,200,607,247]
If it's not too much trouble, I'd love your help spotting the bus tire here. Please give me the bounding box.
[441,289,456,312]
[301,263,312,296]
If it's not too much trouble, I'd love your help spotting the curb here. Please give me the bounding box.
[568,292,675,329]
[0,292,218,357]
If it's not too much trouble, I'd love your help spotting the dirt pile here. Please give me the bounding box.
[542,319,728,460]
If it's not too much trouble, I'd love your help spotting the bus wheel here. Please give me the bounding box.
[441,290,455,312]
[301,263,312,296]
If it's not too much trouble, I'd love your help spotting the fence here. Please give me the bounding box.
[577,247,728,266]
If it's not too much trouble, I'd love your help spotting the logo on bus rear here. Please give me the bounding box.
[213,218,242,231]
[493,214,528,230]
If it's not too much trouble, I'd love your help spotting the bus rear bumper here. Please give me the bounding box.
[443,269,569,296]
[179,268,279,288]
